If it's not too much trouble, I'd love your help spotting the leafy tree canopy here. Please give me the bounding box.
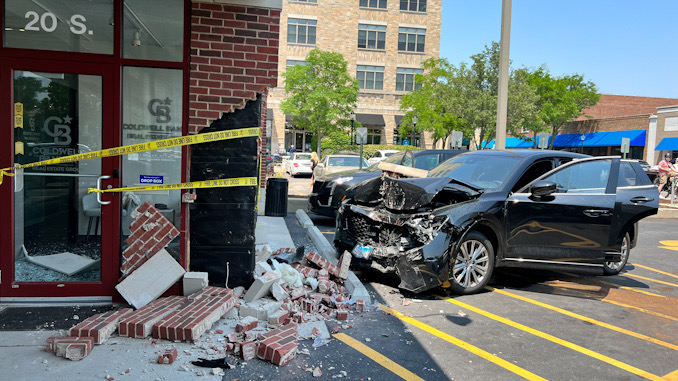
[280,49,359,153]
[528,65,600,148]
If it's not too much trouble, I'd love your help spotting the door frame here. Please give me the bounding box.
[0,57,121,298]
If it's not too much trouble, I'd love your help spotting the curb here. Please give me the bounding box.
[295,209,313,228]
[302,220,371,305]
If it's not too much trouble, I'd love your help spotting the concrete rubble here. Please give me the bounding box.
[46,246,369,369]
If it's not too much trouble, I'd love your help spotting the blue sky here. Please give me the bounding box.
[440,0,678,99]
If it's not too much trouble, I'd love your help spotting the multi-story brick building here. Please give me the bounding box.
[267,0,442,153]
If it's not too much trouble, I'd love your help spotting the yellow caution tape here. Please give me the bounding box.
[88,177,258,194]
[1,127,260,184]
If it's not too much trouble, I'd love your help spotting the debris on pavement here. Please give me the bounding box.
[46,246,367,373]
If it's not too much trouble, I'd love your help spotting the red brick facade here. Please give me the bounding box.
[188,2,279,135]
[576,94,678,120]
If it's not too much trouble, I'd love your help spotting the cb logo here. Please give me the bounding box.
[44,116,72,146]
[148,98,172,123]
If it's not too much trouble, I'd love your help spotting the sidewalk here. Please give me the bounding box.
[0,214,302,380]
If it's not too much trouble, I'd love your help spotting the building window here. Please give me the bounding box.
[360,0,387,9]
[367,128,381,144]
[396,68,423,91]
[357,65,384,90]
[286,60,307,69]
[398,27,425,52]
[400,0,426,12]
[358,24,386,50]
[287,18,317,45]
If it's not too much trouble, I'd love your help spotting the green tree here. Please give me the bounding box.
[528,66,600,148]
[399,58,471,148]
[280,49,359,154]
[447,42,539,149]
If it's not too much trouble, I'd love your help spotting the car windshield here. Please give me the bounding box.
[365,152,406,171]
[328,156,366,167]
[295,154,311,160]
[428,154,522,189]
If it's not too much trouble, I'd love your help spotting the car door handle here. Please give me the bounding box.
[630,196,653,204]
[583,209,611,217]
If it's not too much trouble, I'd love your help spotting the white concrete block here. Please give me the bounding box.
[297,321,330,340]
[345,271,371,305]
[183,272,208,296]
[115,250,186,309]
[295,209,314,228]
[307,226,336,260]
[243,270,281,302]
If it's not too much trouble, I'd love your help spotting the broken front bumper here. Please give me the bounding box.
[336,204,460,293]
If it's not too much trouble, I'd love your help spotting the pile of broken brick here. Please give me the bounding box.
[44,247,366,369]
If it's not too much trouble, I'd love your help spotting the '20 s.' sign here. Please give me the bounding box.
[24,11,93,36]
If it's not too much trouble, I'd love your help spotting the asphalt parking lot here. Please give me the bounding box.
[291,212,678,381]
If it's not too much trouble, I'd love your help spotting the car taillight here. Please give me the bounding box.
[294,163,299,167]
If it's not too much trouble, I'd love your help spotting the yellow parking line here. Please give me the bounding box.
[556,272,665,297]
[486,287,678,351]
[602,299,678,323]
[333,333,424,381]
[626,273,678,288]
[379,305,546,381]
[664,369,678,380]
[632,263,678,280]
[437,296,664,381]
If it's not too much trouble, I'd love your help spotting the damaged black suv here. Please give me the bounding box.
[335,150,659,295]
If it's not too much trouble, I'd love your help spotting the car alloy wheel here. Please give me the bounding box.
[603,233,630,275]
[451,231,494,295]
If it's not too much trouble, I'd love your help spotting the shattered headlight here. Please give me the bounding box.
[405,215,449,245]
[334,176,354,185]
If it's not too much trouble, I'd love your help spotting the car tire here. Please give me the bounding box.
[451,231,495,295]
[603,233,630,275]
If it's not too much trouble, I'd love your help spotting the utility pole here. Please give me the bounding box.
[495,0,512,150]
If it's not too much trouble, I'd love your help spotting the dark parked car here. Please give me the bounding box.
[335,150,659,295]
[309,150,465,217]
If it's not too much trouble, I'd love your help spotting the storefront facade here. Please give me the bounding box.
[0,0,281,302]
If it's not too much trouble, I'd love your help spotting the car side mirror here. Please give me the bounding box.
[530,180,557,199]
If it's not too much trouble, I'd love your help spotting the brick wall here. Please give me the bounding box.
[121,202,180,278]
[576,94,678,120]
[189,2,280,135]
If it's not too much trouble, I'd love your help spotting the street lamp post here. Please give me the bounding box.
[580,134,585,154]
[411,115,418,147]
[350,112,356,146]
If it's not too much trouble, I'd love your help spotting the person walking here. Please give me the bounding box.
[657,153,677,197]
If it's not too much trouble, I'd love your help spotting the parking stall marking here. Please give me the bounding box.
[625,273,678,289]
[602,299,678,323]
[658,240,678,252]
[379,305,547,381]
[558,272,666,298]
[333,333,425,381]
[437,296,665,381]
[664,369,678,380]
[632,263,678,280]
[486,286,678,351]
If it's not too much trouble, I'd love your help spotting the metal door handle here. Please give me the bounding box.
[630,196,653,203]
[583,209,610,217]
[96,175,111,205]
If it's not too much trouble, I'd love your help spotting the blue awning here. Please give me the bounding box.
[484,137,536,149]
[554,130,646,148]
[655,138,678,151]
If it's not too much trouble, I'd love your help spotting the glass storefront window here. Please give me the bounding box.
[122,0,183,62]
[14,71,103,282]
[3,0,114,54]
[121,67,183,261]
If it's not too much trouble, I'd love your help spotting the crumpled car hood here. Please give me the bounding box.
[351,176,481,211]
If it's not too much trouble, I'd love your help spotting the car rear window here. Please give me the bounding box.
[295,154,311,160]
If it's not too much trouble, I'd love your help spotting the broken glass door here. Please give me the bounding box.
[13,71,103,282]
